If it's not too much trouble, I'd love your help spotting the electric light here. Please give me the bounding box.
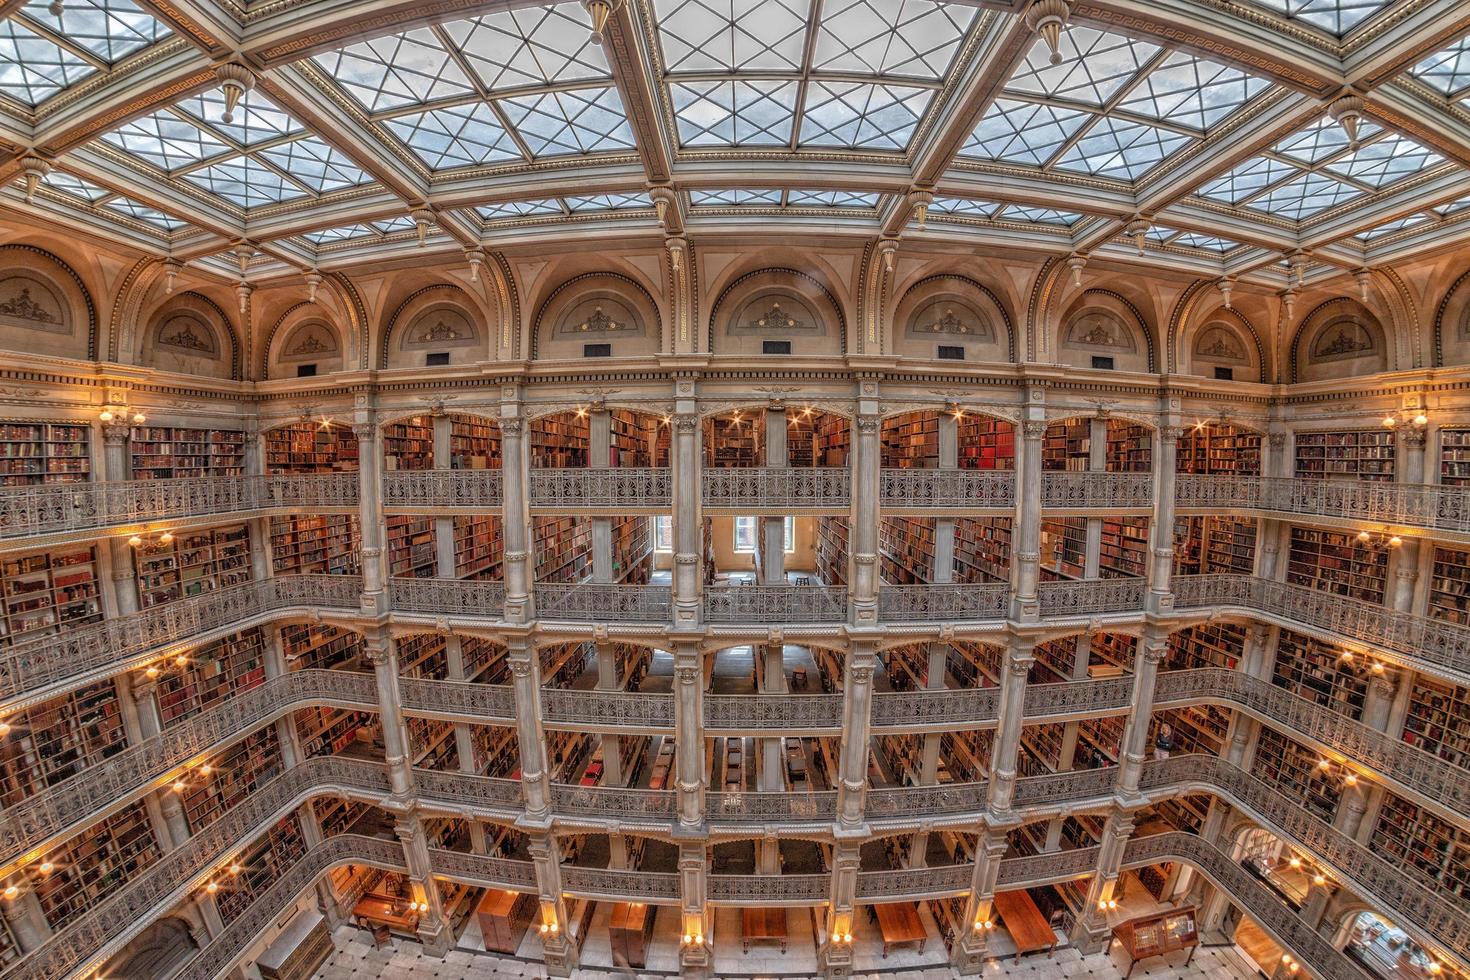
[159,531,173,545]
[128,535,144,548]
[174,654,188,667]
[144,665,160,680]
[695,934,704,945]
[172,779,186,793]
[682,934,693,945]
[205,881,219,894]
[1288,963,1300,974]
[1370,662,1385,675]
[98,409,114,423]
[199,764,212,777]
[0,721,9,738]
[1318,758,1332,771]
[1283,955,1293,965]
[842,933,852,943]
[37,862,52,875]
[1429,962,1443,975]
[228,862,241,875]
[3,886,17,901]
[1312,873,1328,887]
[132,412,146,425]
[1344,772,1358,787]
[1288,856,1302,869]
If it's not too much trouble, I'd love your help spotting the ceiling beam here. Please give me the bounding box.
[136,0,240,54]
[1342,0,1470,88]
[603,1,673,185]
[1367,80,1470,167]
[30,48,216,155]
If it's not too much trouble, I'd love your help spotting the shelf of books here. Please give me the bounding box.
[134,523,252,608]
[815,518,848,586]
[1156,794,1212,835]
[542,642,592,690]
[1253,727,1341,824]
[703,415,763,468]
[1430,546,1470,625]
[1286,527,1387,602]
[787,411,850,467]
[1032,636,1077,682]
[879,644,930,692]
[408,717,457,770]
[0,420,90,486]
[879,517,934,584]
[382,417,434,470]
[1099,517,1148,578]
[1294,430,1395,481]
[1272,629,1367,721]
[183,726,282,831]
[1174,517,1204,575]
[158,629,267,727]
[1088,633,1137,675]
[0,544,101,650]
[1165,623,1245,671]
[317,797,372,839]
[216,815,307,925]
[1076,715,1122,767]
[1370,791,1470,902]
[877,732,925,786]
[1442,429,1470,486]
[462,636,510,684]
[263,422,358,474]
[1105,420,1152,472]
[450,416,502,469]
[472,724,519,778]
[387,515,437,578]
[534,516,592,583]
[128,426,245,480]
[270,515,361,576]
[1402,677,1470,773]
[1040,518,1086,579]
[454,515,504,579]
[957,416,1014,469]
[953,517,1010,583]
[611,515,653,584]
[548,729,594,784]
[941,730,991,783]
[0,920,17,969]
[0,679,125,807]
[1204,517,1256,574]
[881,411,939,469]
[32,801,159,930]
[531,413,591,468]
[297,705,374,759]
[610,410,668,467]
[283,624,363,671]
[950,640,1003,687]
[1019,722,1064,774]
[1042,418,1090,471]
[1176,423,1261,476]
[1155,704,1229,757]
[395,633,449,680]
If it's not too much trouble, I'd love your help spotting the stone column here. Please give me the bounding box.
[1,874,52,952]
[195,891,227,938]
[672,642,706,831]
[1074,809,1138,952]
[499,402,533,623]
[951,830,1009,973]
[756,642,786,873]
[393,814,452,955]
[263,626,307,768]
[762,405,789,584]
[1012,415,1046,621]
[365,630,414,801]
[590,409,614,582]
[506,639,552,819]
[528,831,578,976]
[671,400,703,626]
[934,411,958,584]
[818,841,861,978]
[101,420,141,618]
[353,419,390,617]
[677,841,712,978]
[1084,417,1106,579]
[1149,426,1181,613]
[848,411,880,625]
[121,671,193,849]
[1115,628,1167,800]
[987,638,1035,816]
[835,644,876,832]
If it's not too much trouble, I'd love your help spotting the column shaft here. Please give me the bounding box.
[987,639,1035,815]
[499,409,533,622]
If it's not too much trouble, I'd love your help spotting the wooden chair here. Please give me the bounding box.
[371,924,394,949]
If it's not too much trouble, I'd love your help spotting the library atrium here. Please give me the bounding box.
[6,1,1470,979]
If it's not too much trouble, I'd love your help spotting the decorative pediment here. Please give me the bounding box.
[1312,323,1374,358]
[0,276,67,335]
[1066,311,1133,350]
[153,313,218,357]
[401,306,478,350]
[747,299,804,330]
[1194,325,1247,362]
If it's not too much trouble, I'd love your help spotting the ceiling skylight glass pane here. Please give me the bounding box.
[929,197,996,216]
[1274,116,1379,164]
[669,79,798,146]
[372,216,417,233]
[786,189,880,208]
[303,224,375,244]
[1244,0,1388,35]
[181,155,308,208]
[1356,214,1429,241]
[1052,117,1193,182]
[1197,156,1300,203]
[1006,27,1159,107]
[1000,204,1082,225]
[1438,195,1470,216]
[103,196,185,230]
[565,192,654,211]
[0,20,95,105]
[1117,52,1269,131]
[257,139,368,192]
[499,87,635,156]
[176,90,301,147]
[312,30,474,112]
[960,99,1090,165]
[1412,37,1470,98]
[477,198,564,218]
[1249,171,1361,219]
[443,5,610,91]
[40,171,109,201]
[689,189,785,206]
[812,0,976,80]
[1169,231,1241,252]
[385,103,523,169]
[1323,134,1441,188]
[798,80,932,150]
[100,111,231,170]
[22,0,169,63]
[652,0,810,73]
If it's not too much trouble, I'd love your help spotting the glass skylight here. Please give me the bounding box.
[564,192,654,212]
[1412,36,1470,99]
[313,30,475,113]
[929,197,997,217]
[1006,28,1159,107]
[1198,156,1302,204]
[1250,172,1361,219]
[498,88,635,156]
[961,100,1089,165]
[102,196,187,230]
[811,0,976,80]
[257,139,368,193]
[653,0,810,74]
[181,156,308,208]
[40,171,109,201]
[785,189,880,208]
[689,189,786,207]
[1356,214,1430,241]
[1323,134,1441,189]
[22,0,169,64]
[385,104,523,169]
[1167,231,1242,252]
[477,198,565,219]
[798,81,932,150]
[101,111,232,171]
[669,80,799,146]
[1053,118,1193,182]
[441,5,609,90]
[0,20,95,105]
[303,224,377,244]
[1115,52,1268,131]
[1000,204,1082,225]
[176,90,301,147]
[1244,0,1388,35]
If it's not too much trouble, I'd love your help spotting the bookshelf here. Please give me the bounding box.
[951,640,1002,685]
[1040,518,1086,578]
[531,413,591,468]
[881,411,939,468]
[1165,623,1244,671]
[1077,715,1123,766]
[0,420,90,486]
[0,544,101,649]
[1176,423,1261,476]
[216,815,307,925]
[0,679,125,808]
[263,422,359,474]
[450,416,502,469]
[1402,677,1470,773]
[183,725,281,831]
[1099,517,1148,578]
[1253,727,1340,824]
[1286,527,1387,602]
[1272,629,1367,721]
[1032,636,1077,681]
[382,417,434,470]
[815,518,849,586]
[1294,430,1395,481]
[454,515,504,579]
[317,797,371,838]
[952,517,1010,583]
[880,517,935,584]
[32,801,158,931]
[1441,429,1470,486]
[1020,723,1064,771]
[462,636,510,684]
[128,426,245,480]
[957,416,1014,469]
[386,515,437,578]
[1156,795,1211,835]
[407,717,457,770]
[397,633,449,680]
[270,515,361,576]
[1174,517,1203,575]
[703,415,763,467]
[297,705,373,758]
[1105,420,1152,472]
[283,624,363,670]
[941,730,991,783]
[472,724,519,777]
[787,411,849,467]
[1088,632,1137,674]
[1430,546,1470,625]
[1155,704,1229,756]
[1205,517,1256,574]
[542,642,592,690]
[134,523,252,608]
[534,516,592,583]
[1042,418,1090,471]
[158,629,267,726]
[610,410,668,467]
[611,515,653,584]
[1370,791,1470,903]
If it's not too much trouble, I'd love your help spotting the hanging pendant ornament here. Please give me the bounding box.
[20,157,51,204]
[908,189,933,229]
[48,0,63,15]
[666,237,686,273]
[236,281,252,315]
[233,242,256,278]
[582,0,624,45]
[1124,217,1150,255]
[1024,0,1073,66]
[214,64,255,125]
[1329,94,1365,150]
[464,249,485,283]
[1354,267,1371,303]
[304,269,322,304]
[1218,276,1235,310]
[878,238,898,275]
[411,208,434,247]
[1287,250,1309,287]
[163,258,182,294]
[1283,288,1297,325]
[1066,252,1087,287]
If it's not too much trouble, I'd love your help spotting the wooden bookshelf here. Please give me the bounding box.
[1042,418,1090,471]
[1020,723,1064,771]
[134,523,252,608]
[1176,423,1260,476]
[1286,527,1387,602]
[472,724,519,777]
[283,625,363,670]
[317,797,371,838]
[1402,677,1470,773]
[531,413,591,468]
[703,415,763,468]
[881,411,939,469]
[386,515,436,578]
[158,629,267,727]
[534,516,592,583]
[1077,714,1123,767]
[611,515,653,584]
[951,640,1002,686]
[1041,518,1086,578]
[610,410,667,467]
[32,801,158,930]
[216,815,306,925]
[263,422,359,475]
[1105,420,1152,472]
[270,515,361,576]
[462,636,509,684]
[1294,430,1395,482]
[0,679,125,808]
[1253,727,1340,824]
[953,517,1010,583]
[1370,791,1470,903]
[0,421,90,486]
[941,730,991,782]
[1430,546,1470,625]
[1441,429,1470,486]
[382,417,434,470]
[128,426,245,480]
[1272,629,1366,720]
[1099,517,1148,578]
[297,705,373,758]
[1089,632,1137,674]
[957,416,1014,470]
[815,518,848,586]
[1155,704,1229,756]
[1032,636,1077,681]
[1165,623,1244,671]
[542,642,592,690]
[407,717,457,770]
[1205,517,1256,574]
[454,515,504,580]
[1174,517,1204,575]
[0,544,101,649]
[451,416,502,469]
[1156,795,1212,835]
[880,517,935,585]
[183,725,281,831]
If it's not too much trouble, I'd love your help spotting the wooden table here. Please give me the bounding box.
[742,907,788,953]
[352,894,419,936]
[874,902,926,958]
[992,890,1057,962]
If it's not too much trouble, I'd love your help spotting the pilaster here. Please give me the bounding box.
[499,387,533,623]
[1115,628,1166,800]
[677,841,712,978]
[1073,810,1138,952]
[818,841,861,978]
[987,637,1035,816]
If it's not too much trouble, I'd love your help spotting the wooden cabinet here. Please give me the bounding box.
[609,902,655,968]
[476,888,535,954]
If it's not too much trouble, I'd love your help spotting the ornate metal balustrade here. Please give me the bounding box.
[1177,473,1470,536]
[870,688,998,729]
[856,863,972,899]
[701,467,850,509]
[1025,676,1135,717]
[1041,471,1154,510]
[996,845,1102,888]
[1037,577,1147,617]
[399,677,516,722]
[866,783,987,819]
[1173,473,1266,512]
[530,468,671,509]
[427,849,538,889]
[879,583,1009,622]
[707,790,837,823]
[550,783,677,820]
[1012,766,1118,807]
[708,874,829,903]
[542,689,674,729]
[382,469,502,509]
[561,866,681,902]
[705,693,842,731]
[254,473,361,511]
[414,770,525,811]
[878,469,1014,509]
[704,584,847,624]
[389,576,505,617]
[535,584,671,623]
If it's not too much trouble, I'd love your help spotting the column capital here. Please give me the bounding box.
[498,415,524,436]
[1021,418,1048,439]
[1159,424,1187,441]
[351,421,377,443]
[673,412,699,433]
[101,420,132,445]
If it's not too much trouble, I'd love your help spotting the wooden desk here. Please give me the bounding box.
[993,890,1057,962]
[742,908,788,953]
[352,894,419,936]
[874,902,926,957]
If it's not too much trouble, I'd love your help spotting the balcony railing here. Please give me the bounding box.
[382,469,502,509]
[870,688,999,729]
[542,689,674,729]
[535,583,671,622]
[550,783,677,820]
[879,583,1008,621]
[1041,471,1153,509]
[704,693,842,731]
[1037,577,1147,617]
[706,790,837,822]
[390,576,505,616]
[530,468,671,509]
[878,469,1014,509]
[703,584,847,623]
[1177,473,1470,535]
[701,467,850,509]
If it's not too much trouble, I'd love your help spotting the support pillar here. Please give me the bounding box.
[763,404,788,585]
[393,815,452,956]
[1116,628,1167,800]
[1,875,52,953]
[673,642,705,831]
[757,642,785,874]
[1149,425,1181,613]
[818,842,861,978]
[445,635,489,854]
[908,642,948,867]
[499,398,533,623]
[848,409,880,625]
[1073,810,1138,953]
[951,830,1009,973]
[365,630,414,801]
[353,419,388,615]
[528,831,578,976]
[1012,409,1045,621]
[835,644,876,832]
[677,842,712,978]
[987,638,1035,817]
[670,396,702,627]
[100,420,139,619]
[508,639,552,820]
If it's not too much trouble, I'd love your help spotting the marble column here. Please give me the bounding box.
[507,639,551,820]
[1148,425,1182,613]
[848,412,880,625]
[1115,629,1167,800]
[101,420,141,618]
[1,874,52,952]
[677,841,712,978]
[818,841,861,978]
[498,406,533,623]
[1012,414,1045,621]
[672,642,705,831]
[951,830,1009,973]
[1074,810,1138,952]
[365,630,414,801]
[987,637,1035,816]
[528,831,578,976]
[670,405,702,627]
[835,644,875,832]
[352,419,388,615]
[392,815,452,955]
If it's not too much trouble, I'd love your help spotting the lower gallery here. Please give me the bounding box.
[1,0,1469,977]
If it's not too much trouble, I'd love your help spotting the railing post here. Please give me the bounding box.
[499,395,534,623]
[365,629,415,801]
[392,813,453,955]
[1073,809,1137,953]
[678,841,712,978]
[848,408,880,626]
[527,830,579,976]
[672,641,706,831]
[951,829,1008,973]
[1115,628,1166,800]
[1148,425,1181,613]
[1012,412,1045,621]
[354,419,389,616]
[987,636,1035,816]
[671,390,702,626]
[835,642,875,832]
[507,638,553,821]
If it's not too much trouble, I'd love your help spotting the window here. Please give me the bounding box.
[653,516,672,552]
[937,345,965,360]
[584,343,612,357]
[1092,355,1115,370]
[296,363,317,377]
[1214,366,1234,380]
[425,352,450,366]
[733,516,794,553]
[762,340,792,354]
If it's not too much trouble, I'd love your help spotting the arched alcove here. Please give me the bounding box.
[0,246,97,360]
[1055,291,1153,373]
[532,272,662,360]
[139,292,236,379]
[709,268,845,357]
[1292,298,1389,382]
[891,274,1013,362]
[382,285,488,369]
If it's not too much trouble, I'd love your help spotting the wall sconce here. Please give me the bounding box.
[99,405,146,426]
[127,530,174,549]
[1354,528,1401,551]
[36,861,53,876]
[1383,409,1428,430]
[0,719,10,738]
